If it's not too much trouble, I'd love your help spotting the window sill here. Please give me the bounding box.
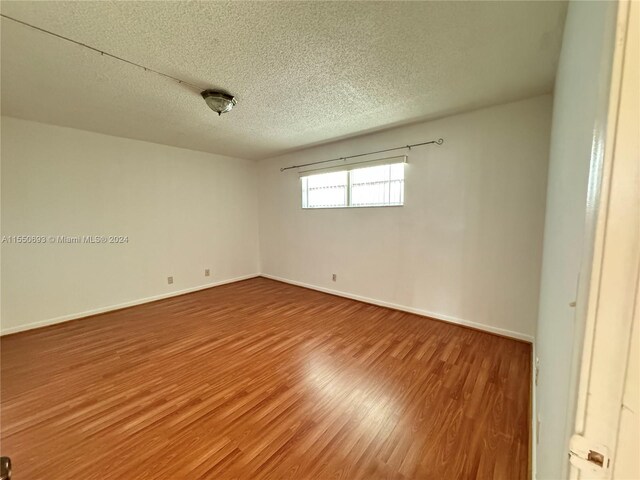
[301,204,404,210]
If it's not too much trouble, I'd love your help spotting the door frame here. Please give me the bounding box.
[566,1,639,477]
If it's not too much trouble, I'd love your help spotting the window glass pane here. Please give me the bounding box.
[389,162,404,180]
[350,163,404,207]
[302,171,348,208]
[301,162,404,209]
[301,177,309,208]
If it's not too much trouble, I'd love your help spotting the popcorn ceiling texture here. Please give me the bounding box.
[0,1,566,160]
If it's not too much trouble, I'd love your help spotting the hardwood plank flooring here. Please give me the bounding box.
[0,277,531,479]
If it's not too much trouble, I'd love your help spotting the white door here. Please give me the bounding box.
[569,2,639,478]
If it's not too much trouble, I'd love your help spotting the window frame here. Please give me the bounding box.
[300,159,405,210]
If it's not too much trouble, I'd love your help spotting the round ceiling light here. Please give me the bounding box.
[201,90,237,116]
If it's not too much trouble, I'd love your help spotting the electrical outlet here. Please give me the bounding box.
[332,274,337,282]
[167,276,173,285]
[205,269,210,277]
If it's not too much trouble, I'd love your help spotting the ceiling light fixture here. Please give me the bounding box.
[201,90,237,116]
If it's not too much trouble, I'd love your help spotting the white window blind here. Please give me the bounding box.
[301,156,405,209]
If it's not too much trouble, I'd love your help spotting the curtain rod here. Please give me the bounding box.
[279,138,444,172]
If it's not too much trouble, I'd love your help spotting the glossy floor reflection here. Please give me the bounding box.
[1,277,531,479]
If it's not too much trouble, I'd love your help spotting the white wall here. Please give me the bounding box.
[258,95,552,341]
[534,1,618,478]
[0,117,259,334]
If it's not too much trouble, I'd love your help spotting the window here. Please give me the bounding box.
[302,171,348,208]
[301,160,405,209]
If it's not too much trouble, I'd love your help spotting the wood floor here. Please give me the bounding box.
[0,277,531,479]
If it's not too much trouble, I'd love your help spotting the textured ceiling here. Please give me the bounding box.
[0,1,567,160]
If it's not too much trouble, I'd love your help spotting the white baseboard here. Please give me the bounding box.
[260,273,534,343]
[2,272,535,344]
[0,273,260,336]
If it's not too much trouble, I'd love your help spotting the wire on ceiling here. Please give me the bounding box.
[0,14,206,91]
